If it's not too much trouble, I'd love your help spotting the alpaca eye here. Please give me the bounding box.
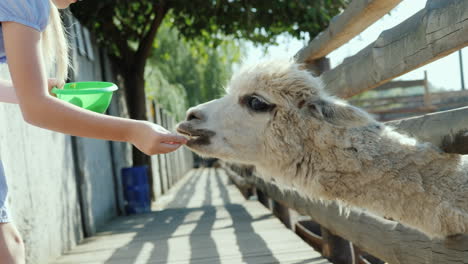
[247,96,271,112]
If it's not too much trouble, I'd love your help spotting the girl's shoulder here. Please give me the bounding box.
[0,0,51,32]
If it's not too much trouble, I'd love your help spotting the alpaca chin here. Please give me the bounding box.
[185,143,224,161]
[188,144,260,167]
[184,144,213,157]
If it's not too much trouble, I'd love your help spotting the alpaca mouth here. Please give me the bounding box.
[176,123,215,146]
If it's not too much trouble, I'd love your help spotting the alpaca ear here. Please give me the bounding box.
[308,99,374,127]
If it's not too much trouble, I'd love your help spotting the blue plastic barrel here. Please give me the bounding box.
[121,166,151,214]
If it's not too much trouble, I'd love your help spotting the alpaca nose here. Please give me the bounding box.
[186,109,205,121]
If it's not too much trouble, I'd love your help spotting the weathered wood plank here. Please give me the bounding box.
[373,79,426,91]
[323,0,468,98]
[351,90,468,108]
[295,0,402,62]
[389,106,468,153]
[248,176,468,264]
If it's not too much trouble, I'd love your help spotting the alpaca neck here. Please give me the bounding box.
[259,125,468,237]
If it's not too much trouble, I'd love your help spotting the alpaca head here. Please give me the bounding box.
[176,60,377,167]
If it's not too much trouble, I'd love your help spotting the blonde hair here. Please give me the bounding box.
[41,2,69,82]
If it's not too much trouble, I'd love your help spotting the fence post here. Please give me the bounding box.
[143,99,156,201]
[156,106,169,193]
[164,112,173,188]
[320,227,354,264]
[161,111,168,189]
[178,146,183,180]
[423,70,432,108]
[170,116,180,182]
[273,200,292,229]
[256,188,273,210]
[163,113,172,188]
[149,101,163,199]
[173,115,183,181]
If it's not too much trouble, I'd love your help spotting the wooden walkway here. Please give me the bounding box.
[53,168,329,264]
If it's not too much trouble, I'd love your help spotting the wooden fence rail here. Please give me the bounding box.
[321,0,468,98]
[389,106,468,154]
[225,168,468,264]
[372,80,427,92]
[147,100,194,201]
[350,90,468,111]
[295,0,402,63]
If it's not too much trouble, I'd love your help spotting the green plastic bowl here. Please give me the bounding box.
[52,82,118,113]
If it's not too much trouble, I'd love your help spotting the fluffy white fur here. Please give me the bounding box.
[177,60,468,238]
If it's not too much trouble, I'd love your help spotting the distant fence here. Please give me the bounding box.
[224,1,468,263]
[147,101,194,199]
[349,71,468,121]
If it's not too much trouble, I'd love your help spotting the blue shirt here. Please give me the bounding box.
[0,0,50,63]
[0,0,50,218]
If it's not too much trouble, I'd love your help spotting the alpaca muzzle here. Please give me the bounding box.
[176,122,216,146]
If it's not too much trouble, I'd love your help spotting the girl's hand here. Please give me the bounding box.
[47,78,64,97]
[130,121,188,155]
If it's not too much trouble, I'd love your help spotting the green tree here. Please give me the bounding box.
[145,69,188,118]
[71,0,348,165]
[148,19,242,111]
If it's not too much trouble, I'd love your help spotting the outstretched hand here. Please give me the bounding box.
[130,121,187,155]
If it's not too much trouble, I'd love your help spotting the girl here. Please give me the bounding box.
[0,0,187,263]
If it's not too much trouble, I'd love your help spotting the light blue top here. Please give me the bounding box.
[0,0,50,221]
[0,0,51,63]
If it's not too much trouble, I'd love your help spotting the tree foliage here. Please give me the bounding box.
[72,0,347,63]
[146,18,243,119]
[170,0,347,44]
[145,67,188,119]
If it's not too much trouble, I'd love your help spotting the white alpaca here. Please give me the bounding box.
[176,60,468,238]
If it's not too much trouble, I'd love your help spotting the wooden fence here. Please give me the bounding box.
[224,0,468,263]
[352,90,468,121]
[348,71,468,121]
[147,101,194,201]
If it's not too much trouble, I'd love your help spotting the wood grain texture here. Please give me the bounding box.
[248,175,468,264]
[373,80,426,91]
[323,0,468,98]
[295,0,402,62]
[388,106,468,152]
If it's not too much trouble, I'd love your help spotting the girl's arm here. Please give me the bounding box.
[0,79,17,104]
[0,79,63,104]
[3,22,186,154]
